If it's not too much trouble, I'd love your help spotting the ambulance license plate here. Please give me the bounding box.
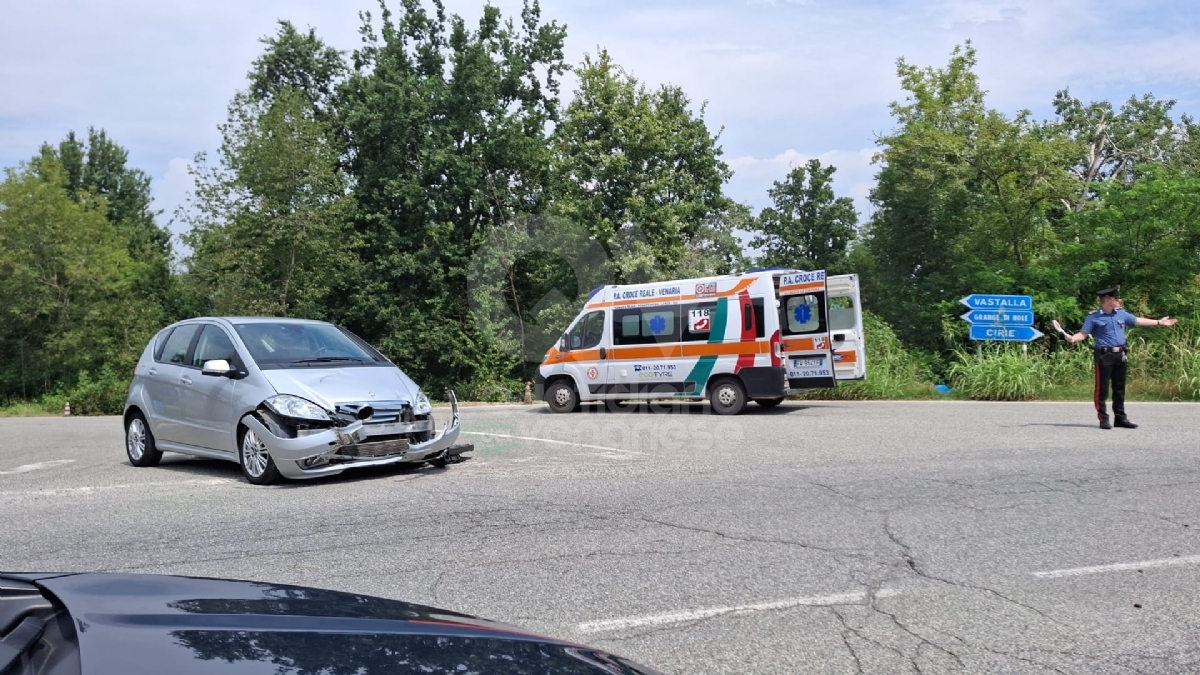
[792,357,824,368]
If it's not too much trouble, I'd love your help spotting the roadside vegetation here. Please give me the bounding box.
[3,3,1200,415]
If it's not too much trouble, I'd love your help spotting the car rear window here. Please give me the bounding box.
[157,324,200,365]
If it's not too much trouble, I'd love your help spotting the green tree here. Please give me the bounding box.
[182,23,355,319]
[863,42,1076,351]
[551,50,735,282]
[750,158,858,272]
[1060,164,1200,319]
[1053,90,1181,210]
[337,0,568,395]
[0,159,146,400]
[36,128,176,322]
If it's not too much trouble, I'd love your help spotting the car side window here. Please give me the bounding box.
[191,325,240,368]
[157,325,200,365]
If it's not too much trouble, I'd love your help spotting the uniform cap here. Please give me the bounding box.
[1096,285,1120,298]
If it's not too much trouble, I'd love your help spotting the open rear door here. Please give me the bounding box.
[826,274,866,381]
[775,270,837,390]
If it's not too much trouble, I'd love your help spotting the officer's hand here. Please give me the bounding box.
[1159,317,1177,327]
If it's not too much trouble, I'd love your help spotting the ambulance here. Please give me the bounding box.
[534,269,865,415]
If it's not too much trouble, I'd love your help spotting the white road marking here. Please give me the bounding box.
[0,478,232,497]
[1032,554,1200,579]
[577,588,901,633]
[461,431,624,453]
[0,459,75,475]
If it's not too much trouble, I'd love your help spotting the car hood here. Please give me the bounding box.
[25,573,663,675]
[261,366,423,409]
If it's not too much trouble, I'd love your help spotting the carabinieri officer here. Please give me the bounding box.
[1063,286,1178,429]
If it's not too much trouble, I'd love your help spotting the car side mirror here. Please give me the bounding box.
[558,335,568,352]
[202,359,235,377]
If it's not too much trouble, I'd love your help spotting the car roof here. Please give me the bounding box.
[173,317,332,326]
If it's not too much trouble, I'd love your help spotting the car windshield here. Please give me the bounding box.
[233,322,386,368]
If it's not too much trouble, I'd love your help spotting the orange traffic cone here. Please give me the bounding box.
[64,401,72,417]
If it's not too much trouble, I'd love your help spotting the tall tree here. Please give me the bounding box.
[750,158,858,272]
[1060,164,1200,318]
[0,159,146,399]
[863,42,1075,351]
[550,50,735,282]
[337,0,568,395]
[1053,90,1181,210]
[36,128,175,321]
[182,22,354,319]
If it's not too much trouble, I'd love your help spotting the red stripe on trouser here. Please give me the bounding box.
[1094,361,1102,417]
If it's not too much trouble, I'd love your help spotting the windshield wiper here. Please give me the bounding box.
[289,357,369,364]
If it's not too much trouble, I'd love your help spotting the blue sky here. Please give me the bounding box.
[2,0,1198,246]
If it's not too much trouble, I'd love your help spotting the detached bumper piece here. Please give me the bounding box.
[246,390,463,479]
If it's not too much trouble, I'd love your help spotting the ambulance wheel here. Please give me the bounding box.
[754,397,785,409]
[709,378,747,416]
[546,381,580,413]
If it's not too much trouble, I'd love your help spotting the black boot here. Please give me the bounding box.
[1099,415,1112,430]
[1114,415,1138,429]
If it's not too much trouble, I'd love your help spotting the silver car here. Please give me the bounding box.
[122,317,462,484]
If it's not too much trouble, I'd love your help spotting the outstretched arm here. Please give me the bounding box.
[1134,316,1178,328]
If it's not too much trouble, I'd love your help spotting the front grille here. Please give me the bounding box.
[339,435,410,458]
[336,400,411,425]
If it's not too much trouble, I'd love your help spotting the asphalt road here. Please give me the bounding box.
[3,400,1200,674]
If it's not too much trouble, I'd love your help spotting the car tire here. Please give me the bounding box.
[754,397,785,409]
[546,381,580,414]
[709,377,747,416]
[239,423,282,485]
[125,411,163,467]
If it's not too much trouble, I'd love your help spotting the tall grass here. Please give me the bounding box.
[948,327,1200,402]
[948,345,1053,401]
[797,311,937,400]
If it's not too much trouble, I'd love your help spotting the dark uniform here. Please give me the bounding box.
[1079,286,1138,430]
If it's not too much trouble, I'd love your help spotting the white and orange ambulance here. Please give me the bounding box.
[534,269,865,414]
[535,271,786,415]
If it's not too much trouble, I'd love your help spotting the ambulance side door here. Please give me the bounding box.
[826,274,866,381]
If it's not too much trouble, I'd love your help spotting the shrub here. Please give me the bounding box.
[797,311,936,400]
[947,346,1050,401]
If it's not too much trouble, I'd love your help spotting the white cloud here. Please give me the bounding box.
[2,0,1197,244]
[726,147,878,219]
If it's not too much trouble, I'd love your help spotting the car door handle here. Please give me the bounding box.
[600,348,607,359]
[148,368,158,376]
[180,375,193,385]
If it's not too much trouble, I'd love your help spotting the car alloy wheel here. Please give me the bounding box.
[124,411,163,467]
[127,418,146,461]
[238,426,282,485]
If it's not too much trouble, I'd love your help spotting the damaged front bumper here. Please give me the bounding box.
[242,390,463,480]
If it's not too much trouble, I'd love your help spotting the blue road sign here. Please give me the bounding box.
[960,310,1034,326]
[959,294,1033,311]
[969,325,1044,341]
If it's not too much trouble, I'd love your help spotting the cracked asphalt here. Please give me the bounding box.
[2,400,1200,674]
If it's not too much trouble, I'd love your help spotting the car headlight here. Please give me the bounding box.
[264,395,331,421]
[414,390,432,415]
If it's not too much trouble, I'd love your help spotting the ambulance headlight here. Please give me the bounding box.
[414,390,433,415]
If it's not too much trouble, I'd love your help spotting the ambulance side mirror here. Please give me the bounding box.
[558,335,568,352]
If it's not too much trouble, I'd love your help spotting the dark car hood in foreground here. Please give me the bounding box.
[9,573,662,675]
